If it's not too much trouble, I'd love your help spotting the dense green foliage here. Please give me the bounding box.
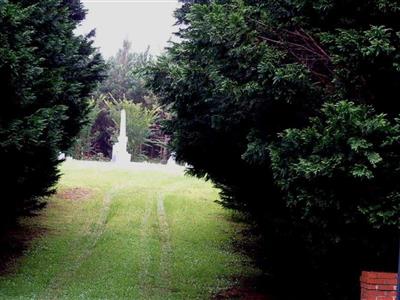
[68,98,111,160]
[270,101,400,231]
[147,0,400,298]
[0,0,104,227]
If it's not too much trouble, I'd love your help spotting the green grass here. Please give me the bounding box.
[0,160,257,299]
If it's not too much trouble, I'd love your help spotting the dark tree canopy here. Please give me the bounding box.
[0,0,104,227]
[147,0,400,298]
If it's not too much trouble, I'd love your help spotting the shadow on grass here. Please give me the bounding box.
[213,277,276,300]
[0,222,46,275]
[212,211,279,300]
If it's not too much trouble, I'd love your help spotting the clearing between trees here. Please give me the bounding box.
[0,160,258,299]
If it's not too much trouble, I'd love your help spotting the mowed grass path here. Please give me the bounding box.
[0,161,256,299]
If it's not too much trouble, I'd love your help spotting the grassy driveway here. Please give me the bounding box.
[0,161,256,299]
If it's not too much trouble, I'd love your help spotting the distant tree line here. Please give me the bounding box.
[146,0,400,299]
[70,40,169,162]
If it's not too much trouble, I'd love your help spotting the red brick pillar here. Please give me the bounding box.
[360,271,398,300]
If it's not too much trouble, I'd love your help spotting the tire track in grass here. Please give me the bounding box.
[41,185,117,299]
[138,193,153,298]
[157,193,173,295]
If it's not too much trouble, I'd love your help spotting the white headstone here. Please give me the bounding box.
[111,109,131,164]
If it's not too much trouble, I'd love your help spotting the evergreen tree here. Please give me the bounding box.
[0,0,104,227]
[147,0,400,298]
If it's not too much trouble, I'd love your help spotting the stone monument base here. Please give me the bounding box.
[112,142,131,164]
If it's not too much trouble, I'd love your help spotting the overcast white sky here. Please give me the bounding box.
[76,0,181,58]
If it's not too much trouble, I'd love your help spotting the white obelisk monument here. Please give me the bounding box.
[112,109,131,164]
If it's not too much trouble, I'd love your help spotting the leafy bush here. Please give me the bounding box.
[68,98,106,160]
[270,101,400,231]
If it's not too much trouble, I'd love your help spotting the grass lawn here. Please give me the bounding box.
[0,160,257,299]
